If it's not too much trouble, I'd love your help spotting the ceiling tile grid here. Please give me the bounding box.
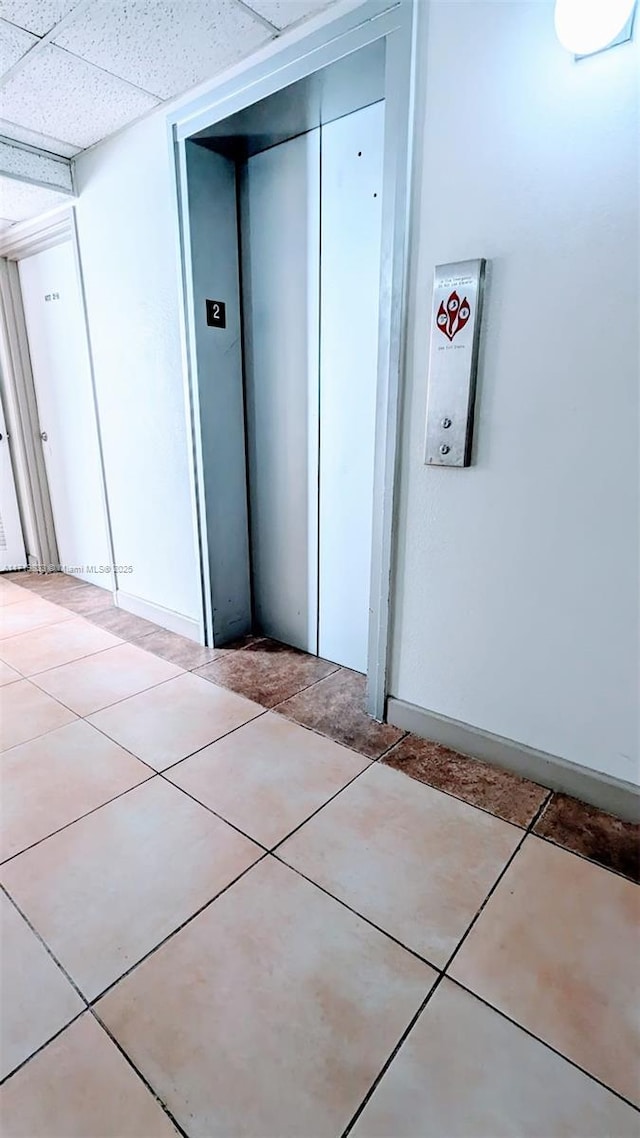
[0,0,338,224]
[53,0,274,100]
[0,0,82,38]
[242,0,337,32]
[0,115,80,156]
[0,42,160,149]
[0,16,36,71]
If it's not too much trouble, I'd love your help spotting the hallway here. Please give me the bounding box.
[0,572,638,1136]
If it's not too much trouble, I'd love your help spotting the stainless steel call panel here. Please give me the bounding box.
[424,258,486,467]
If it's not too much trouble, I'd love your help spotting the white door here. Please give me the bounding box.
[0,397,27,571]
[242,129,320,653]
[318,102,384,672]
[18,243,111,587]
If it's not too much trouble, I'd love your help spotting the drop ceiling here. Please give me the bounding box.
[0,0,336,220]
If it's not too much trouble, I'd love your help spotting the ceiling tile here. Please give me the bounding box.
[0,137,72,189]
[0,17,36,72]
[0,0,81,38]
[0,174,71,221]
[0,116,81,157]
[240,0,335,31]
[54,0,274,101]
[0,44,159,148]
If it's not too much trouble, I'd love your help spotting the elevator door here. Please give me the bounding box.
[318,101,384,671]
[241,101,384,668]
[242,130,320,653]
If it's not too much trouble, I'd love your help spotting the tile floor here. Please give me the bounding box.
[1,573,639,1138]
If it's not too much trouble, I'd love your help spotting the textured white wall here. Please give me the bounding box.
[74,112,201,623]
[390,1,639,785]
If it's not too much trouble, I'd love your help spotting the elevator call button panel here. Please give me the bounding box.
[424,259,486,467]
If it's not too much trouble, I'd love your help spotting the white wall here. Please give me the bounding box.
[74,112,201,625]
[72,0,639,786]
[390,1,639,785]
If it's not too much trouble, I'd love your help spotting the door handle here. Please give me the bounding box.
[40,431,48,442]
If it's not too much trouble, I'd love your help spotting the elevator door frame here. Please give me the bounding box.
[170,0,416,719]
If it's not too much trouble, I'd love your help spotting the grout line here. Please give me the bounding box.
[4,592,375,765]
[27,664,192,720]
[0,1008,87,1085]
[340,972,446,1137]
[0,884,89,1004]
[440,817,538,978]
[376,760,551,832]
[529,828,640,887]
[340,784,638,1133]
[445,975,640,1115]
[140,707,270,775]
[88,1007,191,1138]
[4,581,635,885]
[88,852,270,1005]
[158,775,271,854]
[0,715,79,754]
[373,732,409,762]
[269,674,398,763]
[8,579,637,893]
[529,788,553,830]
[269,852,442,973]
[0,771,157,869]
[4,590,638,1120]
[268,666,342,716]
[4,638,128,682]
[6,581,420,772]
[268,761,373,856]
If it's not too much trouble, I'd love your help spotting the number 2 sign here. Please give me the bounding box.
[206,299,226,328]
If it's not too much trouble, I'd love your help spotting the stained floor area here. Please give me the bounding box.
[1,572,639,1137]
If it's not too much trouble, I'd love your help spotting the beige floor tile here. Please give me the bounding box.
[0,680,76,751]
[0,660,21,686]
[351,979,639,1138]
[32,642,183,716]
[2,777,261,999]
[450,835,640,1106]
[88,671,264,770]
[278,763,521,966]
[0,580,29,606]
[1,719,152,862]
[96,856,435,1138]
[0,617,122,677]
[0,1013,180,1137]
[0,598,72,640]
[166,712,370,847]
[0,893,83,1079]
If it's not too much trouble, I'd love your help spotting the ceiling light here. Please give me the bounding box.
[554,0,636,57]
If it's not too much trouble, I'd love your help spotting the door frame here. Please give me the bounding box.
[0,207,117,588]
[168,0,417,717]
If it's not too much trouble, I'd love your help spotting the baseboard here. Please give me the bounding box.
[115,590,201,642]
[386,697,640,824]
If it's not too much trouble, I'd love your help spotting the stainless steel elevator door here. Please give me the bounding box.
[318,101,384,672]
[240,102,384,667]
[241,130,321,653]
